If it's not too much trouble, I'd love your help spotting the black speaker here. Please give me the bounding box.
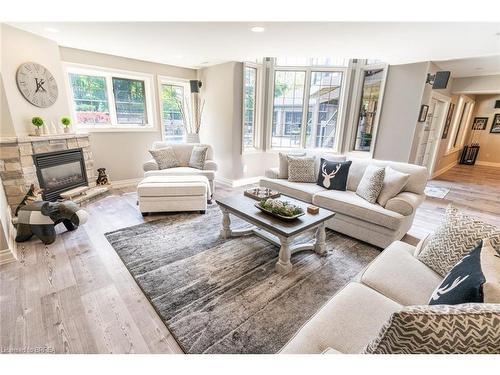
[495,100,500,109]
[190,80,202,93]
[432,71,451,89]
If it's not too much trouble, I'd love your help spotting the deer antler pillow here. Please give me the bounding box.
[316,158,352,191]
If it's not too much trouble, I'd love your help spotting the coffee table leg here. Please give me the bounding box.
[220,207,231,239]
[275,236,293,275]
[315,222,326,256]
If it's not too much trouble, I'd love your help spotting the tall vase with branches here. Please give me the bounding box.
[176,95,204,143]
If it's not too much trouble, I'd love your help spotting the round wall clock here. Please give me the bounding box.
[16,62,58,108]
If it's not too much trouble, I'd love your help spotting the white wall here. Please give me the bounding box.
[198,61,277,183]
[59,47,197,182]
[1,24,71,137]
[373,62,429,162]
[467,94,500,166]
[452,75,500,94]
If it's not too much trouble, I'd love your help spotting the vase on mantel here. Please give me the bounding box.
[185,133,200,143]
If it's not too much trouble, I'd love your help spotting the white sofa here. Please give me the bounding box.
[143,142,218,196]
[260,157,428,248]
[281,239,444,353]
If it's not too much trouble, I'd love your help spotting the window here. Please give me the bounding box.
[243,66,257,148]
[112,78,147,125]
[271,70,306,148]
[68,74,110,125]
[271,68,345,150]
[161,82,186,143]
[305,71,343,148]
[66,65,154,129]
[353,68,384,151]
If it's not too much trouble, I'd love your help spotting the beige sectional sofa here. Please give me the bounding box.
[260,157,428,248]
[281,239,443,353]
[143,142,218,195]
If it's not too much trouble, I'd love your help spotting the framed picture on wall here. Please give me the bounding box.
[490,114,500,134]
[442,102,455,139]
[418,105,429,122]
[472,117,488,130]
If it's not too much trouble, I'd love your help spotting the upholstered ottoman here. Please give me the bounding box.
[137,175,210,215]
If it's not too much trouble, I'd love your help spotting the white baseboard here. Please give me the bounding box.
[475,161,500,168]
[0,248,16,265]
[110,178,142,188]
[215,176,262,188]
[431,161,457,179]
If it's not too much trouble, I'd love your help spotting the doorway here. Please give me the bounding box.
[415,94,450,175]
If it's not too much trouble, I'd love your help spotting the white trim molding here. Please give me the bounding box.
[431,160,458,179]
[110,178,143,188]
[475,161,500,168]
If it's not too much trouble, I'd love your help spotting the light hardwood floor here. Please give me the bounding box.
[1,164,499,353]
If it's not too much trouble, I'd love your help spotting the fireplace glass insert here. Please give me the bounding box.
[33,148,88,201]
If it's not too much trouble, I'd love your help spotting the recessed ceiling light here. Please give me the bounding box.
[44,27,59,33]
[174,55,183,59]
[251,26,265,33]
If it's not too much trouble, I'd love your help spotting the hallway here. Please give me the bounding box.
[408,164,500,241]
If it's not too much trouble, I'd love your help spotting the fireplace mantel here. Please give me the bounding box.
[0,134,95,212]
[0,133,91,144]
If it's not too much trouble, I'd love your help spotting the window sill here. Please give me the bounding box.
[76,125,158,133]
[346,150,372,159]
[242,147,263,155]
[267,147,342,154]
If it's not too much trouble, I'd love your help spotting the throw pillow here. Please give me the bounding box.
[363,304,500,354]
[149,147,180,170]
[278,152,306,179]
[316,159,352,191]
[413,233,430,257]
[377,167,410,207]
[355,165,386,204]
[188,145,209,170]
[287,156,316,183]
[429,239,500,305]
[417,205,500,277]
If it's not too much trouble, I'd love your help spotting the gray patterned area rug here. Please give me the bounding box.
[105,204,380,354]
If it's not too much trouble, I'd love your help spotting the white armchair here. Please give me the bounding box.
[143,142,218,195]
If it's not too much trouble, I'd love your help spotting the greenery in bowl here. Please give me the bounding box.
[259,198,304,217]
[31,116,44,127]
[61,117,71,127]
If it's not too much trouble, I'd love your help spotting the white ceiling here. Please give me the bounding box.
[9,22,500,70]
[433,55,500,78]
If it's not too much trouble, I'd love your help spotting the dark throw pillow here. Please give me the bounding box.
[316,159,352,191]
[429,239,500,305]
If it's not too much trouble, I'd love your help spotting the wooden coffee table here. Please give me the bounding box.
[216,195,335,274]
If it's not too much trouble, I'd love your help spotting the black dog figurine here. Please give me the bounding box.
[96,168,109,185]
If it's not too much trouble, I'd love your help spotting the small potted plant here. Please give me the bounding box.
[31,116,44,136]
[61,117,72,133]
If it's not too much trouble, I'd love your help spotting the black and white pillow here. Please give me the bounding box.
[363,303,500,354]
[316,159,352,191]
[429,239,500,305]
[417,205,500,276]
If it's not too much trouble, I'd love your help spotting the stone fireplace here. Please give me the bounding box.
[0,134,95,213]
